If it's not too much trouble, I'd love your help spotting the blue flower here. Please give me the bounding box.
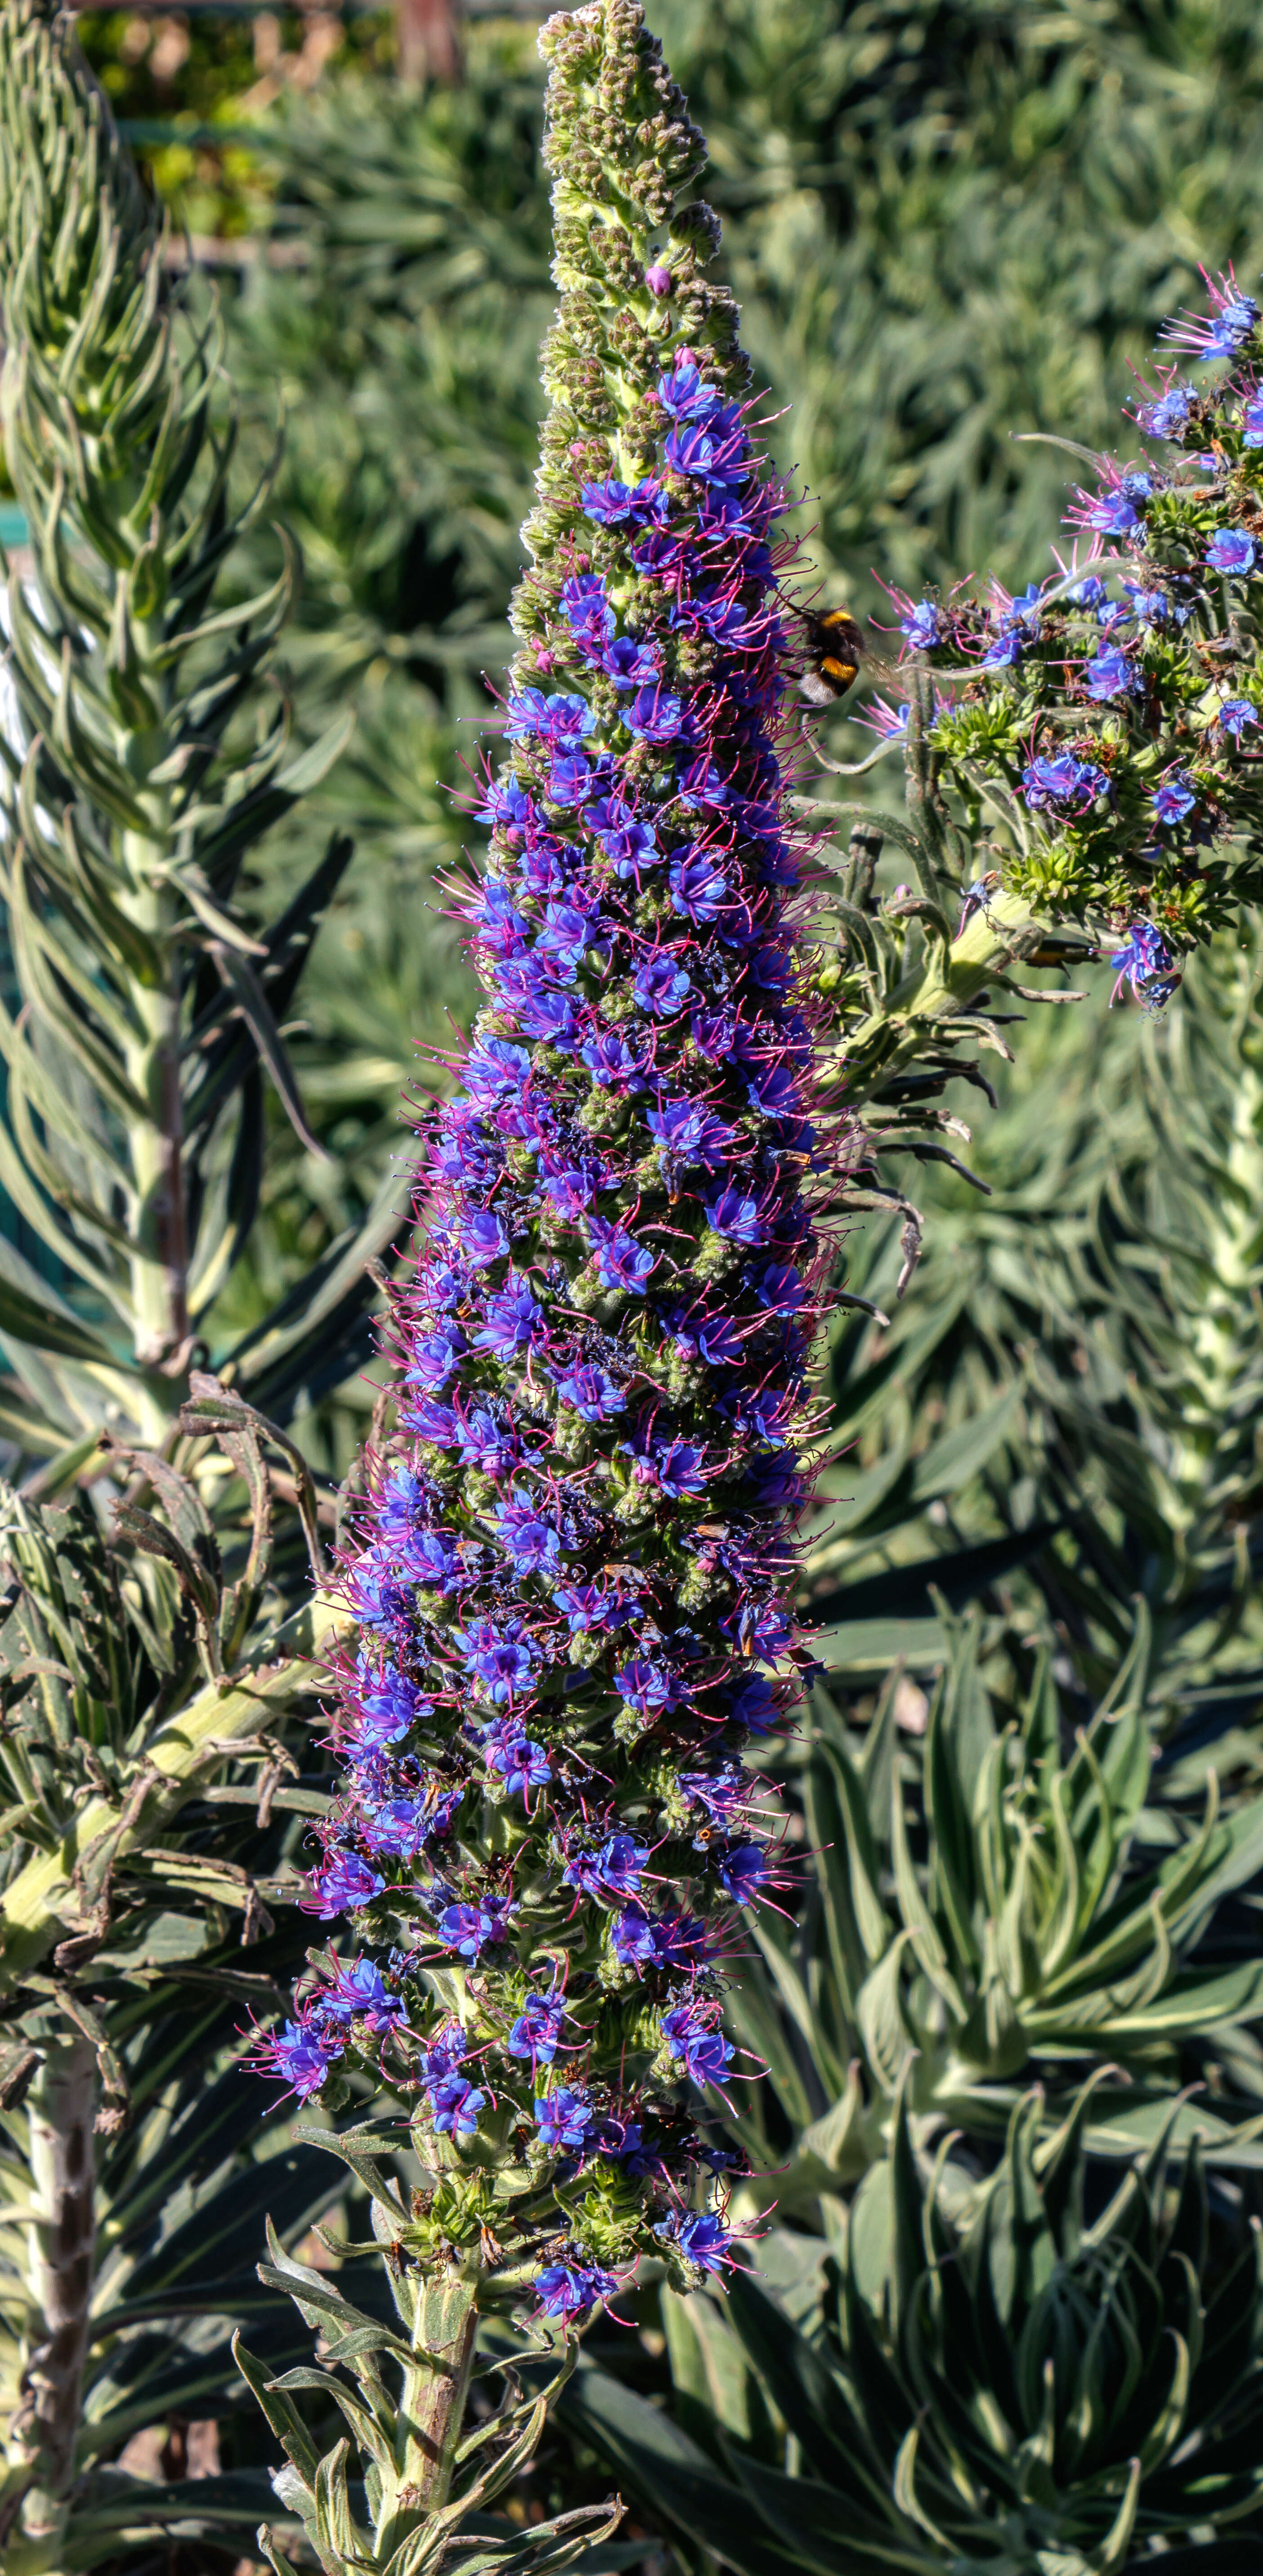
[560,573,616,644]
[632,953,691,1015]
[429,2074,486,2138]
[472,1281,548,1360]
[1219,698,1258,735]
[534,2260,618,2320]
[615,1657,680,1715]
[1244,393,1263,450]
[1110,921,1181,1009]
[626,683,685,742]
[581,476,664,526]
[663,420,749,489]
[660,2004,734,2088]
[1151,769,1197,824]
[704,1187,766,1245]
[645,1098,735,1169]
[553,1580,628,1634]
[587,1219,655,1294]
[657,359,725,422]
[656,2209,733,2273]
[1207,528,1256,575]
[1084,645,1139,701]
[534,2086,595,2151]
[1139,384,1193,438]
[507,1992,567,2062]
[302,1851,385,1920]
[453,1616,539,1701]
[668,852,729,919]
[563,1832,648,1900]
[1069,573,1111,613]
[487,1730,552,1798]
[506,689,596,745]
[899,599,942,648]
[554,1363,626,1422]
[717,1841,768,1900]
[261,2016,345,2102]
[1021,753,1108,812]
[603,635,661,688]
[437,1896,518,1957]
[601,816,661,881]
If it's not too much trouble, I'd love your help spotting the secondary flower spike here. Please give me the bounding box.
[254,0,840,2317]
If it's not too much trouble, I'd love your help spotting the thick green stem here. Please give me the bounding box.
[3,2035,96,2576]
[377,2274,477,2558]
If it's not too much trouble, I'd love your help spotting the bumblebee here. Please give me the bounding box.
[799,605,864,706]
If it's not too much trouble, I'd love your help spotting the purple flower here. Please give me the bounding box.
[581,477,663,526]
[613,1904,708,1968]
[663,420,749,489]
[363,1795,447,1860]
[581,1029,650,1089]
[456,1407,520,1476]
[1160,274,1259,362]
[1110,921,1180,1009]
[535,2086,595,2151]
[553,1580,628,1634]
[486,1729,552,1797]
[560,574,616,645]
[1243,393,1263,450]
[646,1098,735,1169]
[704,1188,766,1245]
[1207,528,1256,575]
[535,2260,618,2320]
[464,1039,531,1105]
[348,1661,427,1755]
[548,755,596,806]
[680,1761,752,1823]
[615,1657,680,1716]
[1139,384,1193,439]
[626,683,685,742]
[645,264,673,298]
[454,1617,540,1703]
[1151,770,1197,824]
[599,812,660,882]
[496,1495,566,1575]
[1087,489,1142,536]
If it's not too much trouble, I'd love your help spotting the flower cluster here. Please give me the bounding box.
[872,260,1263,993]
[253,0,838,2321]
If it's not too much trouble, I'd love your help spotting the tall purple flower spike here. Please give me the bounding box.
[253,0,848,2320]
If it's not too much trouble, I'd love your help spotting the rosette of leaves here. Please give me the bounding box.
[0,1963,351,2575]
[723,1613,1263,2208]
[563,2083,1263,2576]
[0,0,400,1479]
